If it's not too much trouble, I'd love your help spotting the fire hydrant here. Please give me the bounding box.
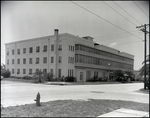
[34,92,41,106]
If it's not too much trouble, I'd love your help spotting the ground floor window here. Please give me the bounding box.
[58,69,61,78]
[86,71,91,80]
[23,69,26,74]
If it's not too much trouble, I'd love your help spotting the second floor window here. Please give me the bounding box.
[36,58,39,64]
[51,45,54,51]
[29,58,32,64]
[51,57,54,63]
[43,57,47,63]
[59,56,61,63]
[23,58,26,64]
[43,45,47,52]
[12,59,14,64]
[23,48,26,54]
[29,47,33,53]
[17,49,20,54]
[36,46,40,52]
[7,51,9,55]
[17,59,20,64]
[7,60,9,64]
[12,50,14,55]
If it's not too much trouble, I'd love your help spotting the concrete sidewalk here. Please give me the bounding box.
[97,108,149,117]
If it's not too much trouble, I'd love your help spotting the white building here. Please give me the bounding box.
[5,29,134,82]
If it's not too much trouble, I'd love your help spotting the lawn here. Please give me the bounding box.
[1,99,149,117]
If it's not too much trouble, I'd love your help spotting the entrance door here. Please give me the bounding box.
[80,72,83,81]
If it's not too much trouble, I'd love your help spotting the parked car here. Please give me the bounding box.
[1,76,4,80]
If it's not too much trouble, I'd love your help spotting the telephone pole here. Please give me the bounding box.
[136,24,149,89]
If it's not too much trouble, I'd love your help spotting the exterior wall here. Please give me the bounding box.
[5,30,134,82]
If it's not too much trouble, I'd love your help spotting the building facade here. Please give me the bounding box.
[5,29,134,82]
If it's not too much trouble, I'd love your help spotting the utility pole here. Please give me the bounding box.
[136,24,149,89]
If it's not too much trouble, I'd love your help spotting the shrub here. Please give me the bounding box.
[65,76,76,82]
[1,69,11,78]
[22,76,32,80]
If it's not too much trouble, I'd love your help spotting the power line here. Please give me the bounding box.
[113,1,143,25]
[70,1,143,41]
[94,30,142,38]
[133,1,149,18]
[102,1,137,26]
[97,32,143,42]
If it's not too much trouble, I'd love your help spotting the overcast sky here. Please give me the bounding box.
[1,1,149,70]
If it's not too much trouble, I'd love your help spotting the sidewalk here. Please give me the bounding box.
[97,108,149,117]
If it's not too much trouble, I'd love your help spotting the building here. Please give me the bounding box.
[5,29,134,82]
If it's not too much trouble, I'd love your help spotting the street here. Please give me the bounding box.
[1,81,149,107]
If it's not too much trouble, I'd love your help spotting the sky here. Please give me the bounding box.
[1,1,149,70]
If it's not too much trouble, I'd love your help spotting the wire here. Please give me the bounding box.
[113,1,143,25]
[102,1,137,26]
[94,30,142,38]
[133,1,149,18]
[97,32,143,42]
[70,1,143,41]
[117,40,142,45]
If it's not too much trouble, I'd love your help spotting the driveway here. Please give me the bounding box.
[1,81,149,107]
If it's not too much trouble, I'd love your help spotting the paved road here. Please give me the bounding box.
[1,81,149,107]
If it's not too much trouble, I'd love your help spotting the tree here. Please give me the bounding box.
[113,70,124,81]
[43,72,54,81]
[1,63,11,78]
[124,70,135,81]
[32,69,45,83]
[139,55,149,78]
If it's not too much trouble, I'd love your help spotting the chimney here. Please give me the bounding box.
[54,29,59,38]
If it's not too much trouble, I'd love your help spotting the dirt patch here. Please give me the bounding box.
[1,99,149,117]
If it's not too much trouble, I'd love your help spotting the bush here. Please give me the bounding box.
[22,76,32,80]
[1,69,11,78]
[65,76,76,82]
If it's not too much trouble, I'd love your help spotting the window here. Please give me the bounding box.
[7,60,9,64]
[29,47,33,53]
[12,59,14,64]
[51,45,54,51]
[23,69,26,74]
[51,57,54,63]
[17,69,20,74]
[58,45,62,51]
[72,46,74,51]
[17,49,20,54]
[23,48,26,54]
[51,69,53,74]
[72,70,73,76]
[12,69,14,74]
[59,56,61,63]
[69,45,71,51]
[36,46,40,52]
[12,50,14,55]
[43,57,47,63]
[29,58,32,64]
[71,46,72,51]
[58,69,61,78]
[43,69,47,73]
[43,45,47,52]
[23,58,26,64]
[86,71,91,80]
[36,69,39,72]
[29,69,32,74]
[17,59,20,64]
[7,51,9,55]
[36,58,39,64]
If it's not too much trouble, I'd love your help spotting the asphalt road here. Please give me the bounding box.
[1,81,149,107]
